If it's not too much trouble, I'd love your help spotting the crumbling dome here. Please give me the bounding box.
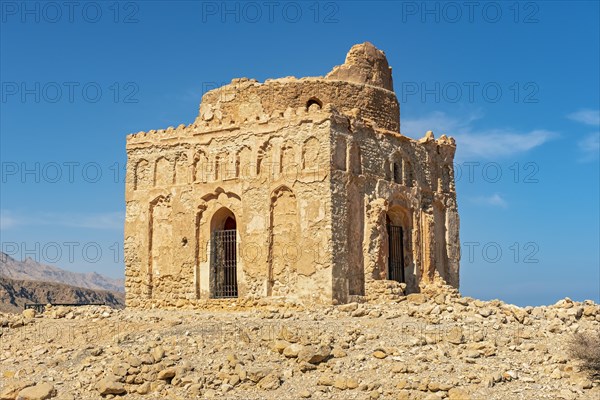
[197,42,400,132]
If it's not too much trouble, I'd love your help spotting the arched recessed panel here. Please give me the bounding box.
[134,159,151,190]
[174,153,188,185]
[154,157,172,187]
[302,137,320,170]
[257,140,274,179]
[193,150,208,183]
[148,196,173,298]
[236,146,253,179]
[281,142,296,175]
[268,186,299,296]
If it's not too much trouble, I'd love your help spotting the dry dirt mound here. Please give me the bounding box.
[0,293,598,400]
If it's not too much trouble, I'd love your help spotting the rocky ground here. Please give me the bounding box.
[1,288,599,400]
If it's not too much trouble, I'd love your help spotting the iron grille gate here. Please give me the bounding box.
[387,224,405,283]
[211,229,238,298]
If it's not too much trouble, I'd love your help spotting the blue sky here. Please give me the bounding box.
[1,1,598,306]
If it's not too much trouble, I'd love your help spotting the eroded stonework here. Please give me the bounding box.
[124,42,460,308]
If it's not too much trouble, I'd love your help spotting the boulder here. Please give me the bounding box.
[257,372,281,390]
[95,378,126,396]
[283,343,304,358]
[157,368,176,381]
[246,367,271,383]
[0,382,34,400]
[298,345,330,364]
[16,383,55,400]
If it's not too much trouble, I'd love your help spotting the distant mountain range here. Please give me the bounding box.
[0,252,125,313]
[0,252,124,292]
[0,275,124,313]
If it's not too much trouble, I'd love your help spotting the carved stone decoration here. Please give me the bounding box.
[268,186,299,297]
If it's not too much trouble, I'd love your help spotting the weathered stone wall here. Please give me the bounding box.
[198,77,399,132]
[328,112,460,303]
[125,107,334,308]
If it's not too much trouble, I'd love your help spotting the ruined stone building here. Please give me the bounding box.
[124,43,460,308]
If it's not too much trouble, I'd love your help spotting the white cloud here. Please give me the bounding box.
[577,132,600,162]
[0,210,124,230]
[0,210,19,230]
[568,109,600,126]
[401,110,480,138]
[455,129,557,159]
[469,193,508,208]
[402,111,558,160]
[62,211,124,230]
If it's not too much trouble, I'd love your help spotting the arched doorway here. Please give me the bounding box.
[386,214,405,283]
[211,209,238,298]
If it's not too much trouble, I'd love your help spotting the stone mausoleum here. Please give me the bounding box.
[124,43,460,308]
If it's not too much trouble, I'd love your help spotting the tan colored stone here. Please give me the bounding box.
[95,379,126,396]
[1,381,34,400]
[15,383,55,400]
[333,378,347,390]
[157,368,176,380]
[396,390,410,400]
[346,378,359,389]
[373,350,387,359]
[407,293,427,304]
[448,387,471,400]
[246,367,271,383]
[124,43,460,307]
[257,372,280,390]
[151,346,164,363]
[297,345,330,364]
[136,382,151,395]
[283,343,304,358]
[317,375,334,386]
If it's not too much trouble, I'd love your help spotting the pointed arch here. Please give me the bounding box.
[257,139,274,179]
[154,156,172,187]
[236,145,253,179]
[385,196,415,290]
[210,207,238,298]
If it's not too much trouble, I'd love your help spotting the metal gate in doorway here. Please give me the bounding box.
[387,224,405,283]
[211,229,238,298]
